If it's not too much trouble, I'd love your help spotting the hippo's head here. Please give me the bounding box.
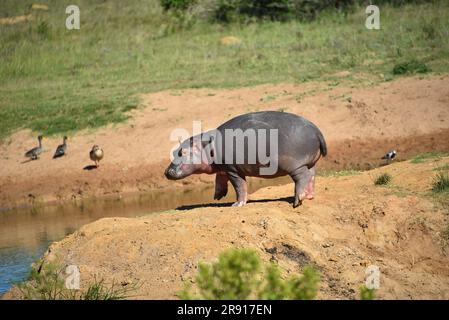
[164,132,215,180]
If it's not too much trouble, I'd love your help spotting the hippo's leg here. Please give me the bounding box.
[228,172,248,207]
[290,166,312,208]
[305,167,316,200]
[214,172,229,200]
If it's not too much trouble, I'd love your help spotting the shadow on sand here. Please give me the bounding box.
[83,165,98,171]
[176,196,293,211]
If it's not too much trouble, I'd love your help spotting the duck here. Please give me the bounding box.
[89,145,104,167]
[53,136,68,159]
[25,135,43,160]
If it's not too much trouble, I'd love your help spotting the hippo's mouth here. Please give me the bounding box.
[164,167,184,180]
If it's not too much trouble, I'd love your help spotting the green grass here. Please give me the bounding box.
[410,152,449,164]
[374,173,392,186]
[1,0,449,137]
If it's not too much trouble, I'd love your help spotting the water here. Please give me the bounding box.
[0,177,290,295]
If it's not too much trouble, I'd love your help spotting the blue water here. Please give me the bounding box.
[0,244,50,294]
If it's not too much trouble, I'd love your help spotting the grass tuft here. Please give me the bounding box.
[374,173,392,186]
[432,173,449,193]
[392,59,430,75]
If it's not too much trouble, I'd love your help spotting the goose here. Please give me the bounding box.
[25,135,43,160]
[89,145,104,167]
[53,136,68,159]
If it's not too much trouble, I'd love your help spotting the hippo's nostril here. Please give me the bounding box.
[165,167,177,179]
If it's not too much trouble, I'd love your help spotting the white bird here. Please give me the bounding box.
[381,150,396,161]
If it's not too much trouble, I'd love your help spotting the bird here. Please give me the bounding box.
[53,136,68,159]
[381,150,396,161]
[89,145,104,167]
[25,135,43,160]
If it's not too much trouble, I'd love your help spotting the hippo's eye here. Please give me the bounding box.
[178,149,183,157]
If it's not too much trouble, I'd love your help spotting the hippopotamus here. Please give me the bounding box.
[165,111,327,207]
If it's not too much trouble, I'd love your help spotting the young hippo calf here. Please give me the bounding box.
[164,111,327,207]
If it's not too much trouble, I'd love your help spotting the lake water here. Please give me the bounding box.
[0,177,290,295]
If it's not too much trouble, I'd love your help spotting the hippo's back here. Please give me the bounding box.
[218,111,310,131]
[214,111,326,176]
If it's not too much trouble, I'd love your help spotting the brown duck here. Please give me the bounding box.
[89,145,104,167]
[25,135,43,160]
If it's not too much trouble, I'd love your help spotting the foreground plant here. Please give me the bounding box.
[178,248,320,300]
[360,285,376,300]
[16,260,137,300]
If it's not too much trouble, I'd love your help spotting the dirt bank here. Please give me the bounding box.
[1,75,449,210]
[4,156,449,300]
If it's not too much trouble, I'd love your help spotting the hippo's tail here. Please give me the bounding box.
[317,130,327,157]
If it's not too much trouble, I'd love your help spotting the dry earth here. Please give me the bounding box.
[1,75,449,210]
[3,156,449,299]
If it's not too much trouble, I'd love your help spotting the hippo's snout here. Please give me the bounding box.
[165,167,177,180]
[165,166,184,180]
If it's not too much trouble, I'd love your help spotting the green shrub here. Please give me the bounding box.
[392,59,430,75]
[178,248,320,300]
[374,173,392,186]
[432,173,449,193]
[360,285,376,300]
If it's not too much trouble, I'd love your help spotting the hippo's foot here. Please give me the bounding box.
[291,166,316,206]
[228,172,248,208]
[293,199,302,208]
[232,200,247,207]
[293,192,307,208]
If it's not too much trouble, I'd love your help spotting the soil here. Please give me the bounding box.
[1,75,449,210]
[3,156,449,299]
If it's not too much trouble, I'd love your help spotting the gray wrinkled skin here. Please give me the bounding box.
[165,111,327,208]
